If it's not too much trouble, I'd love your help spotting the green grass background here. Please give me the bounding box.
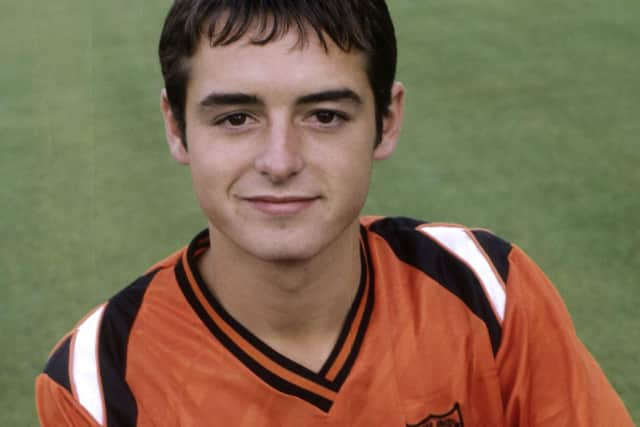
[1,0,638,424]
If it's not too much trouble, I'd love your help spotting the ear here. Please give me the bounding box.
[160,88,190,165]
[373,82,404,160]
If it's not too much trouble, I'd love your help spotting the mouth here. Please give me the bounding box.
[241,195,320,216]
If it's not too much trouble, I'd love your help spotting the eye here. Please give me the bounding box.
[315,111,338,124]
[309,110,349,127]
[217,113,249,127]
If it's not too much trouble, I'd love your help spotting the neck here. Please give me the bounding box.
[197,221,363,370]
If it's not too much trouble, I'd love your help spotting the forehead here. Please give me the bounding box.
[185,27,371,104]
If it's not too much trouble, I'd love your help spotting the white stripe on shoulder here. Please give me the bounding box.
[418,225,506,322]
[71,304,107,426]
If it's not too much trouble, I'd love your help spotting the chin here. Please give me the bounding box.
[251,243,321,264]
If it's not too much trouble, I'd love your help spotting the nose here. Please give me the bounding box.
[254,120,304,182]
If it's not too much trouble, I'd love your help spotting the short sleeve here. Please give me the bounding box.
[36,373,102,427]
[496,246,633,426]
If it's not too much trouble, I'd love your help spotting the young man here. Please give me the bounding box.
[36,1,633,426]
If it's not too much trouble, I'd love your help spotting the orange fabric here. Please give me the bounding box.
[496,246,633,426]
[36,219,633,426]
[36,374,101,427]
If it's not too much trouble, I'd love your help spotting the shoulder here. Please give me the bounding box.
[361,216,583,350]
[37,248,184,425]
[363,216,512,276]
[362,216,519,353]
[362,216,513,289]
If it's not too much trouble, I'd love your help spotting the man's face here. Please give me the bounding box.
[162,28,402,263]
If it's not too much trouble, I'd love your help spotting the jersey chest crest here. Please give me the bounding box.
[407,402,464,427]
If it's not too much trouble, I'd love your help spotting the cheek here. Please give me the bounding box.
[187,150,231,204]
[322,131,375,182]
[320,144,374,206]
[187,136,246,184]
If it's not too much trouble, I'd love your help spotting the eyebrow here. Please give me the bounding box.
[198,88,362,109]
[296,89,362,106]
[199,92,261,108]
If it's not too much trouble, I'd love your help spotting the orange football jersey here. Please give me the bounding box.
[36,217,633,426]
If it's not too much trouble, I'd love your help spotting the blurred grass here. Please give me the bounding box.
[1,0,638,424]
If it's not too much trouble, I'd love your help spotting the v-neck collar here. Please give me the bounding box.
[175,227,375,412]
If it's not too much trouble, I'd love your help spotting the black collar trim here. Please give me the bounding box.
[175,227,374,412]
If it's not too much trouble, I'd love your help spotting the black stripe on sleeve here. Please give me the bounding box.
[98,268,160,426]
[369,217,504,355]
[43,335,72,393]
[471,230,512,283]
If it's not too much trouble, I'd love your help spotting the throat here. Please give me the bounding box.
[217,272,360,372]
[195,229,365,372]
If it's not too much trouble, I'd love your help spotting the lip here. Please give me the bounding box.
[241,195,320,216]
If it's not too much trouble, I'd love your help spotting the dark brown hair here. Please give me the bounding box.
[159,0,397,145]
